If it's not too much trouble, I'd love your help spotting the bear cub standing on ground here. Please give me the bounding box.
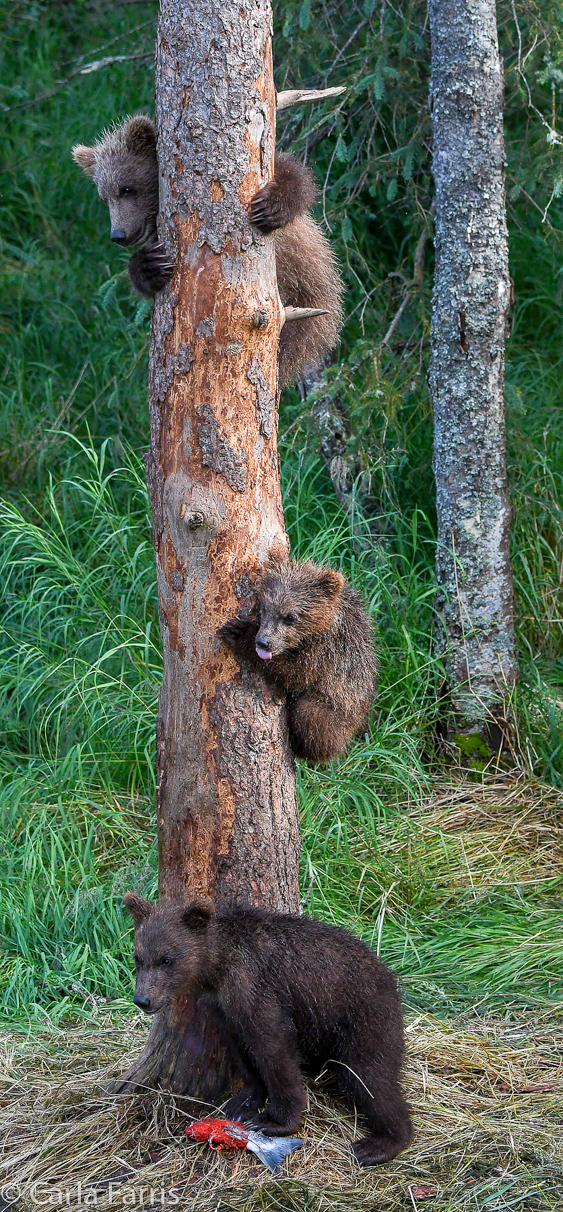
[124,894,413,1166]
[72,115,343,385]
[218,560,377,763]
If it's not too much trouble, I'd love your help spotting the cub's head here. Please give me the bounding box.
[123,893,213,1014]
[72,115,158,246]
[254,560,345,660]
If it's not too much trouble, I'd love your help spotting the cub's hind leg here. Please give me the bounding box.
[287,693,354,763]
[329,1054,413,1166]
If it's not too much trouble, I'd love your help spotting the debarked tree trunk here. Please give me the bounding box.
[428,0,518,747]
[117,0,300,1104]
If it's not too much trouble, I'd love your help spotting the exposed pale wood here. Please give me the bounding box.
[276,86,346,110]
[283,305,330,323]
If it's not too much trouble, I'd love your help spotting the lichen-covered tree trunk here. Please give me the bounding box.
[118,0,300,1103]
[428,0,518,744]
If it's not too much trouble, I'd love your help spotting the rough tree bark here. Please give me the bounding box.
[428,0,518,747]
[119,0,300,1102]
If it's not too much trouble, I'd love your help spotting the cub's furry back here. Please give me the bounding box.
[72,115,343,385]
[218,560,377,763]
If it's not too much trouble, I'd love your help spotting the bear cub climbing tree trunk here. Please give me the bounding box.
[119,0,300,1101]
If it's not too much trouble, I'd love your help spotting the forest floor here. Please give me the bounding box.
[2,776,562,1212]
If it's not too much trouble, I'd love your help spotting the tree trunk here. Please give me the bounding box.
[118,0,300,1103]
[428,0,518,748]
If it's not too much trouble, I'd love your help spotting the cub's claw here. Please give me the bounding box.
[249,181,287,233]
[249,156,315,232]
[128,241,175,298]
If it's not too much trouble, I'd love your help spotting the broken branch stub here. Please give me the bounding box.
[277,86,346,110]
[283,305,330,324]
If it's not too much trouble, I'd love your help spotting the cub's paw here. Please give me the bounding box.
[217,615,254,651]
[250,1108,302,1137]
[128,241,174,298]
[249,157,315,232]
[249,179,294,233]
[223,1087,264,1121]
[351,1136,403,1167]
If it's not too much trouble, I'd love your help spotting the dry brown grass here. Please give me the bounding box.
[2,777,562,1211]
[0,1004,561,1209]
[355,774,563,911]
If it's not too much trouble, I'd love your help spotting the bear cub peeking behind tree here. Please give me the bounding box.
[124,894,413,1166]
[218,560,377,763]
[72,114,343,385]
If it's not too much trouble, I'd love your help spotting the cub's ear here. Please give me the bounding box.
[123,891,153,926]
[125,115,157,155]
[263,555,287,578]
[72,144,96,177]
[316,567,345,600]
[182,900,213,931]
[265,541,290,572]
[258,550,289,591]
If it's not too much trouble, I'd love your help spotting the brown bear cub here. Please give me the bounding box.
[218,560,377,763]
[124,894,413,1166]
[72,115,343,385]
[73,117,173,301]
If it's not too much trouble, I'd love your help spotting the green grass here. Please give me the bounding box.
[0,0,155,490]
[1,440,562,1022]
[0,792,157,1021]
[1,0,563,1031]
[0,439,159,796]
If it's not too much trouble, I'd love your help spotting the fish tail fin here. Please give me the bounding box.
[246,1134,304,1173]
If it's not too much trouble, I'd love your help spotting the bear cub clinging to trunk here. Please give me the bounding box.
[72,114,343,385]
[124,894,413,1167]
[218,560,377,763]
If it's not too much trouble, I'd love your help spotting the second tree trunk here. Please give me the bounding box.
[429,0,518,742]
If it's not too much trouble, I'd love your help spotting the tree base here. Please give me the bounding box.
[113,993,242,1107]
[438,716,514,773]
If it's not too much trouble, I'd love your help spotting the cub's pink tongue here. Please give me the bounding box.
[256,643,272,661]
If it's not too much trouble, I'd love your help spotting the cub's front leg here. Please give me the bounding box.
[223,1081,266,1123]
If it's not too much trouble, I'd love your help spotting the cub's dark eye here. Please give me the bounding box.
[283,613,297,625]
[159,956,174,967]
[119,186,137,198]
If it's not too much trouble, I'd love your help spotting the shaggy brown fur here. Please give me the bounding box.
[276,215,343,384]
[123,894,413,1167]
[72,116,343,384]
[218,560,377,763]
